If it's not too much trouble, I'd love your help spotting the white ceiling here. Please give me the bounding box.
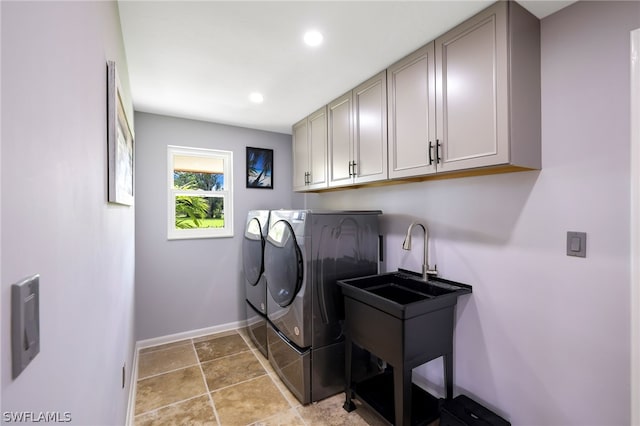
[118,0,575,135]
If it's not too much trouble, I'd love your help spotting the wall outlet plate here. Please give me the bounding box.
[567,231,587,258]
[12,274,40,379]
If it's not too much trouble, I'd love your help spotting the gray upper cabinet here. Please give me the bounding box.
[292,106,328,192]
[294,1,540,192]
[328,71,388,187]
[435,1,540,173]
[388,42,437,179]
[292,117,309,191]
[308,107,328,189]
[353,71,388,185]
[328,91,353,188]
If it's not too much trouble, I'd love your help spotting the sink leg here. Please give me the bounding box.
[443,353,453,400]
[343,394,356,412]
[343,335,356,412]
[393,365,412,426]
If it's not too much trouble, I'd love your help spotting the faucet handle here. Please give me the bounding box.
[424,264,438,277]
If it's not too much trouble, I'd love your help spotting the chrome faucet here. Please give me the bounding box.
[402,222,437,280]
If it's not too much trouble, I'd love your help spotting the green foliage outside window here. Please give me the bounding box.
[174,178,224,229]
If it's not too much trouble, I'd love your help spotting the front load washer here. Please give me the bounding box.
[264,209,380,404]
[243,210,270,357]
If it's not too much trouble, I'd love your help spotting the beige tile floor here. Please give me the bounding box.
[133,329,389,426]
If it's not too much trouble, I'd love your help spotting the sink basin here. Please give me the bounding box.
[340,270,472,425]
[366,284,430,305]
[337,270,471,319]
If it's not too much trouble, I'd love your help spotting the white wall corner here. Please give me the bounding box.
[125,349,139,426]
[630,27,640,426]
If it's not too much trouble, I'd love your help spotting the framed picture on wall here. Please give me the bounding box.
[107,60,134,206]
[246,147,273,189]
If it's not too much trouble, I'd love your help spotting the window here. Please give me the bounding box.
[167,145,233,239]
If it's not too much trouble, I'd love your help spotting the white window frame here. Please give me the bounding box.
[167,145,233,240]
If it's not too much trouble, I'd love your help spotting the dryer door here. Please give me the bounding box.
[264,219,303,308]
[242,217,265,287]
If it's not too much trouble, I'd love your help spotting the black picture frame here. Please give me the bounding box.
[246,147,274,189]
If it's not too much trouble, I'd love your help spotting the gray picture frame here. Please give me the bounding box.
[107,60,134,205]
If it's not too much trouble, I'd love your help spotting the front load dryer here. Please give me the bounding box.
[242,210,270,357]
[264,209,380,404]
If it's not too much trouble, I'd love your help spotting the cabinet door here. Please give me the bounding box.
[292,117,309,192]
[307,106,328,190]
[353,71,388,184]
[328,92,354,187]
[435,1,509,172]
[388,43,436,179]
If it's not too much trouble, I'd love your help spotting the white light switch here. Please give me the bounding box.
[570,236,581,252]
[11,274,40,379]
[567,232,587,258]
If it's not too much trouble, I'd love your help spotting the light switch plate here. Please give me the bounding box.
[12,274,40,379]
[567,231,587,258]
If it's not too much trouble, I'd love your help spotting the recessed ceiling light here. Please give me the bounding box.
[249,92,264,104]
[303,30,323,47]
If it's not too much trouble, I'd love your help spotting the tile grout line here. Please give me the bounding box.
[248,347,270,371]
[133,344,207,420]
[138,340,193,355]
[251,405,309,426]
[263,362,303,411]
[197,348,254,367]
[197,331,278,424]
[192,339,223,426]
[231,331,308,425]
[136,329,317,426]
[254,351,308,416]
[137,340,202,381]
[136,361,201,382]
[236,333,270,369]
[208,370,269,394]
[133,392,211,421]
[134,330,276,424]
[134,339,218,420]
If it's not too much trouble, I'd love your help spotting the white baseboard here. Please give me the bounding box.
[125,320,247,425]
[135,320,247,350]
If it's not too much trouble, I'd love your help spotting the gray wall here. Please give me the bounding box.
[301,1,639,424]
[134,112,293,340]
[1,2,135,425]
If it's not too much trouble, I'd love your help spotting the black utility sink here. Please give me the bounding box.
[338,270,471,320]
[367,284,430,305]
[338,270,472,426]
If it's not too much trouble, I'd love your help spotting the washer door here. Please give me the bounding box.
[265,219,303,308]
[242,217,265,287]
